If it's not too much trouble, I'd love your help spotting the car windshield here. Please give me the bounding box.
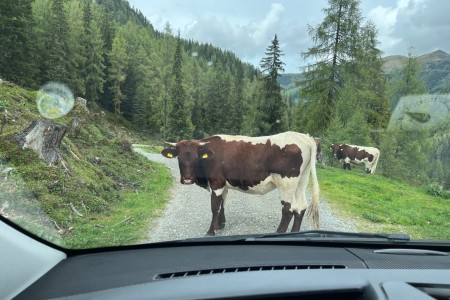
[0,0,449,249]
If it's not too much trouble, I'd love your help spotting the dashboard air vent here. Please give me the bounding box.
[155,265,346,280]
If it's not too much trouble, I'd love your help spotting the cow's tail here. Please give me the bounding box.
[308,139,320,229]
[371,150,381,174]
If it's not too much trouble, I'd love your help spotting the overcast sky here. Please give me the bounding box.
[128,0,450,73]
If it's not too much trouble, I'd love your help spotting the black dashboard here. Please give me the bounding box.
[15,243,450,299]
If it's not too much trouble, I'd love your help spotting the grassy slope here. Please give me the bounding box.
[317,165,450,240]
[0,84,172,249]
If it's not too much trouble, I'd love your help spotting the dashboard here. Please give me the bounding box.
[13,242,450,299]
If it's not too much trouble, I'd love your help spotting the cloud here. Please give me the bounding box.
[250,3,285,45]
[368,0,450,56]
[182,3,287,67]
[130,0,450,73]
[367,4,402,50]
[393,0,450,54]
[130,0,322,72]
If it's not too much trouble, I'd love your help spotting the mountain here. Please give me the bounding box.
[279,50,450,95]
[382,55,408,73]
[382,50,450,93]
[420,49,450,62]
[277,73,301,89]
[277,73,304,100]
[382,50,450,72]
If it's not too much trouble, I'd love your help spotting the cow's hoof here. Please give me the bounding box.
[205,232,215,237]
[218,223,226,229]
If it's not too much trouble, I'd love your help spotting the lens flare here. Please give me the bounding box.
[36,82,74,119]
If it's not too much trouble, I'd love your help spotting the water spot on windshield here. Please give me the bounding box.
[389,94,450,131]
[36,82,74,119]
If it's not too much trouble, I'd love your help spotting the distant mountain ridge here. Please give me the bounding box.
[278,50,450,95]
[382,49,450,73]
[382,49,450,93]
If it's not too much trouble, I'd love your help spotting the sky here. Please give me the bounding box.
[128,0,450,73]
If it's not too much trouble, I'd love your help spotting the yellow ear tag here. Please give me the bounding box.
[167,153,173,158]
[202,153,208,159]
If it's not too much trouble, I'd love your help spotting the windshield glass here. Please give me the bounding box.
[1,0,449,249]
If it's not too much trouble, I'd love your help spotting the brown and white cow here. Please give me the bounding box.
[161,131,320,236]
[329,143,380,174]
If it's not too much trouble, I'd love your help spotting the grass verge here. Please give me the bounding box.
[0,84,173,249]
[64,163,172,248]
[317,166,450,240]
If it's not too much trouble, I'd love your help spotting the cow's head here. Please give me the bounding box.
[329,143,341,158]
[161,140,213,185]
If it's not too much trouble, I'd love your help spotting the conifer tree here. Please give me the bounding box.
[299,0,363,134]
[99,9,116,110]
[45,0,70,83]
[351,22,389,129]
[162,22,175,140]
[83,1,105,103]
[259,34,286,135]
[109,35,127,115]
[227,63,245,134]
[0,0,36,86]
[65,0,86,96]
[167,33,193,140]
[388,47,428,110]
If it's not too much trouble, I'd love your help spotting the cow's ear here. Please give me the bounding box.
[161,148,178,158]
[199,149,214,160]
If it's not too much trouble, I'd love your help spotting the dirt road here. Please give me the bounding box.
[134,148,358,243]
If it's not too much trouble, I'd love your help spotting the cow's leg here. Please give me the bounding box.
[342,163,347,170]
[206,191,222,236]
[218,188,228,229]
[289,169,310,232]
[291,209,306,232]
[343,158,351,170]
[276,201,294,233]
[218,205,226,229]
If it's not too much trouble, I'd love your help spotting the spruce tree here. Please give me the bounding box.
[167,33,193,140]
[109,35,127,115]
[227,63,245,134]
[45,0,70,83]
[0,0,36,86]
[162,22,175,140]
[99,9,116,110]
[83,1,105,103]
[259,34,286,135]
[65,0,86,96]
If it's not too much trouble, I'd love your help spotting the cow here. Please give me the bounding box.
[314,137,322,162]
[329,143,380,174]
[161,131,320,236]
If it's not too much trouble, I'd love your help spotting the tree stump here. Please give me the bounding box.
[15,120,68,166]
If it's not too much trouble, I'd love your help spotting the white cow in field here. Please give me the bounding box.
[330,144,380,174]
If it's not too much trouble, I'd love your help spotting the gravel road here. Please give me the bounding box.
[134,148,358,243]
